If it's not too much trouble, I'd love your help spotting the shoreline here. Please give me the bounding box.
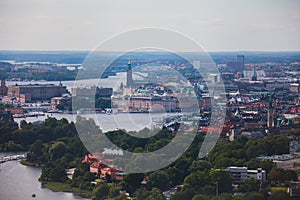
[20,160,92,199]
[41,181,92,199]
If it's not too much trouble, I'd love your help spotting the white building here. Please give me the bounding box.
[227,166,266,185]
[243,70,265,80]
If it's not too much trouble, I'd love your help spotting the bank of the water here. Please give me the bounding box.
[42,181,92,199]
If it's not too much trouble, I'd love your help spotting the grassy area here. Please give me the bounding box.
[43,181,92,199]
[270,186,287,192]
[20,160,36,166]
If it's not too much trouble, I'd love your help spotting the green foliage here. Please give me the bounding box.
[92,184,109,200]
[41,164,67,182]
[49,141,67,160]
[208,134,290,169]
[189,159,212,173]
[268,168,297,183]
[148,170,171,191]
[268,190,292,200]
[146,188,165,200]
[192,194,209,200]
[121,173,144,194]
[239,178,261,192]
[238,191,266,200]
[184,171,210,192]
[210,169,233,194]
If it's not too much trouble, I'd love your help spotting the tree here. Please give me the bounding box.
[146,188,165,200]
[268,190,292,200]
[184,171,210,192]
[209,169,233,194]
[268,168,285,183]
[192,194,209,200]
[243,192,268,200]
[44,165,67,182]
[92,184,109,200]
[188,160,212,173]
[29,139,43,156]
[166,167,185,186]
[212,193,232,200]
[239,178,260,192]
[109,183,122,198]
[83,171,96,182]
[170,189,195,200]
[49,141,67,160]
[283,169,298,181]
[148,170,171,191]
[122,173,144,194]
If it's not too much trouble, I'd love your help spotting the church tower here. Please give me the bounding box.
[126,60,133,88]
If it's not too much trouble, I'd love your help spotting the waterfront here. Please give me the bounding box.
[7,73,173,132]
[0,152,89,200]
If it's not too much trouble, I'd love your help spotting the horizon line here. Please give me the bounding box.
[1,49,300,53]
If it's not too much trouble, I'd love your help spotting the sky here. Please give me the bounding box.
[0,0,300,51]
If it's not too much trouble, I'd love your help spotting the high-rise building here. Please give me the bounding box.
[126,60,133,88]
[237,55,245,69]
[226,55,245,72]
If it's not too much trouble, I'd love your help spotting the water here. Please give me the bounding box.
[13,112,170,132]
[6,72,128,92]
[0,152,89,200]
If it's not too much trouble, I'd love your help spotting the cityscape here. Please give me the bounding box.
[1,51,300,200]
[1,1,300,200]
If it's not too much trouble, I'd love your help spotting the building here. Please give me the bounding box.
[83,152,126,180]
[243,69,265,80]
[4,107,24,115]
[267,95,275,128]
[207,73,220,83]
[0,80,8,96]
[227,166,266,185]
[290,83,300,93]
[50,95,72,110]
[71,87,112,98]
[237,55,245,69]
[113,96,178,112]
[126,60,133,88]
[227,55,245,72]
[7,83,67,103]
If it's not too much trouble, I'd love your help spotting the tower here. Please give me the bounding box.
[126,60,133,88]
[267,94,274,128]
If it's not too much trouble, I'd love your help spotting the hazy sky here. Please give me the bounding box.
[0,0,299,51]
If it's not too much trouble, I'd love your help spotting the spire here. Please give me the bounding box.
[128,60,131,70]
[127,60,133,87]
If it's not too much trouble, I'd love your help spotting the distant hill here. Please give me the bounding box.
[0,50,299,65]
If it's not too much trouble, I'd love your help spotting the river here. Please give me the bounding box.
[0,152,89,200]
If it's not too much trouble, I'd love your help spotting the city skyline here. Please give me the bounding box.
[0,0,300,51]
